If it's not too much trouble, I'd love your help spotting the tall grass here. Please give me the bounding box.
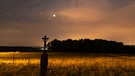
[0,52,135,76]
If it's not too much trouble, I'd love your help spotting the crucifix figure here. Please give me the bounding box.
[42,35,49,50]
[40,35,49,76]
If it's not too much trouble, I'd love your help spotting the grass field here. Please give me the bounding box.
[0,52,135,76]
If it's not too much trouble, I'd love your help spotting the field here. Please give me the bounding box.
[0,52,135,76]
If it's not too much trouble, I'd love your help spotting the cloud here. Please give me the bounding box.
[57,7,106,23]
[50,0,135,45]
[6,12,12,16]
[0,0,135,46]
[108,2,135,27]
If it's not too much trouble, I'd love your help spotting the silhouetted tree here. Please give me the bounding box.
[47,38,135,54]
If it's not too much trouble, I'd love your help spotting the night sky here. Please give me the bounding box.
[0,0,135,46]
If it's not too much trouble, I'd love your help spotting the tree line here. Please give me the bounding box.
[47,39,135,54]
[0,46,40,52]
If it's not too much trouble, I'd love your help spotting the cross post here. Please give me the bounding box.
[41,35,49,76]
[42,35,49,51]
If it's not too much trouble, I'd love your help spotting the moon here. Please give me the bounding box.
[53,14,56,17]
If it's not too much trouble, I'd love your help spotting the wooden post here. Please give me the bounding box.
[40,35,49,76]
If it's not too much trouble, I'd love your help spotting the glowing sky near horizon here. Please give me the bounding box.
[0,0,135,46]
